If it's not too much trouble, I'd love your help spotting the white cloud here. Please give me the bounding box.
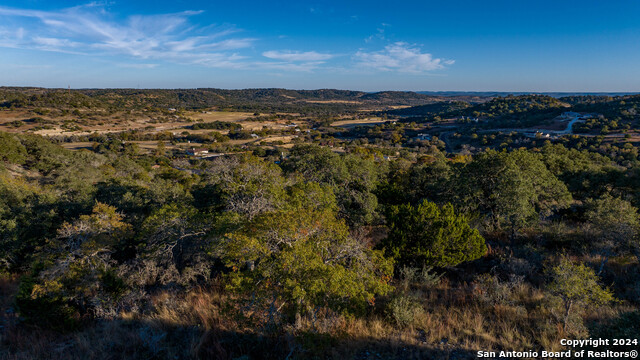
[33,37,82,48]
[253,61,326,72]
[116,63,159,69]
[355,42,454,73]
[208,38,256,51]
[0,4,253,69]
[262,50,334,62]
[259,50,336,72]
[2,5,450,76]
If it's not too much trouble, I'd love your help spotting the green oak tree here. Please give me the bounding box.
[585,195,640,273]
[283,144,382,226]
[213,182,393,325]
[454,149,572,234]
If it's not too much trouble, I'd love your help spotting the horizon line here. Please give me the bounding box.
[1,86,639,95]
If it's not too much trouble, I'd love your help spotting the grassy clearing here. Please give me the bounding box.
[331,118,388,128]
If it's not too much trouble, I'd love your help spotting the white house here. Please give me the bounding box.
[186,148,209,156]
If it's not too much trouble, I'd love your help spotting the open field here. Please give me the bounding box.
[0,109,304,136]
[59,140,186,152]
[0,107,310,154]
[182,111,254,122]
[331,117,388,128]
[304,100,364,104]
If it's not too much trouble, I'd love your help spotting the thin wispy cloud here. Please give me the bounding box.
[115,63,159,69]
[262,50,334,62]
[0,4,252,68]
[365,23,390,43]
[0,4,454,77]
[355,42,454,73]
[346,15,359,24]
[254,61,327,72]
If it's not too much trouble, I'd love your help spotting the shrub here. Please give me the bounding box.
[16,203,134,324]
[546,257,614,331]
[380,200,486,267]
[0,132,27,164]
[387,294,424,327]
[473,274,524,306]
[15,267,81,331]
[398,265,442,292]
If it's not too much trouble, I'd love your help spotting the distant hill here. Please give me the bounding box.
[428,95,569,128]
[358,91,442,105]
[8,87,634,121]
[0,87,466,115]
[572,94,640,118]
[383,95,570,128]
[418,91,640,98]
[558,95,615,105]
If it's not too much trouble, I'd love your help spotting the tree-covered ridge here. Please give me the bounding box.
[463,94,566,115]
[454,94,568,128]
[558,95,614,105]
[382,95,572,128]
[573,94,640,116]
[0,87,458,115]
[568,95,640,133]
[386,94,640,138]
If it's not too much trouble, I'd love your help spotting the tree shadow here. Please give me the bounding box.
[0,314,480,360]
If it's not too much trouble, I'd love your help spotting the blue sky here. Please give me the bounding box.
[0,0,639,91]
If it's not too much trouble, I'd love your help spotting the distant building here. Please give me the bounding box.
[415,133,432,141]
[186,148,209,156]
[535,132,551,138]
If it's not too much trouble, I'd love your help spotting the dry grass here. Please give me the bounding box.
[330,118,387,128]
[182,111,254,122]
[0,270,635,360]
[304,100,363,104]
[0,109,271,137]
